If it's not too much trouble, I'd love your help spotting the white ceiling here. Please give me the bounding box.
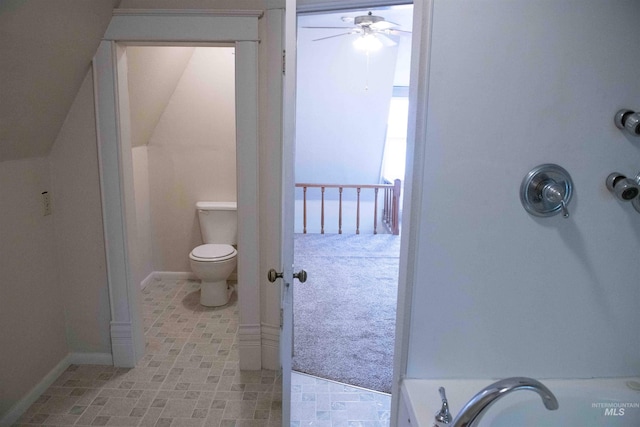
[298,4,413,87]
[298,4,413,34]
[0,0,118,162]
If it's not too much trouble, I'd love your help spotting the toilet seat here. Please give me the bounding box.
[189,244,237,262]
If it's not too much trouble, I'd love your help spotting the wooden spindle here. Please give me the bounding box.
[321,186,325,234]
[294,182,401,235]
[303,186,307,234]
[339,187,343,234]
[393,179,401,235]
[374,187,379,235]
[356,187,361,234]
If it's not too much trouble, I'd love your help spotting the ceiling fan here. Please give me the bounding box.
[302,11,411,50]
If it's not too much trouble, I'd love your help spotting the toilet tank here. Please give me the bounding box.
[196,201,237,245]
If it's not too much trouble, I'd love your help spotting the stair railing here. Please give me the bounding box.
[295,180,401,235]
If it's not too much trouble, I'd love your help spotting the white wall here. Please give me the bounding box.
[131,146,154,285]
[129,47,237,273]
[407,0,640,380]
[0,157,68,418]
[50,71,112,354]
[295,12,399,187]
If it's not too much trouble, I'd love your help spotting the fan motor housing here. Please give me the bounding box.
[354,14,384,26]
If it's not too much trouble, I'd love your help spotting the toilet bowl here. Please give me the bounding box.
[189,243,237,306]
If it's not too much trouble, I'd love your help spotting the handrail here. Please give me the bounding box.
[296,180,401,235]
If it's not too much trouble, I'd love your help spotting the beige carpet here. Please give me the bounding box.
[292,233,400,393]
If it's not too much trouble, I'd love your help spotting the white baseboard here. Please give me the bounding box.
[261,323,280,370]
[141,271,239,288]
[110,321,137,368]
[69,352,113,366]
[239,324,262,370]
[140,271,156,289]
[154,271,198,281]
[0,352,113,427]
[140,271,198,289]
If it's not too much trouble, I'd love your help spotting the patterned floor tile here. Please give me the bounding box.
[14,277,388,426]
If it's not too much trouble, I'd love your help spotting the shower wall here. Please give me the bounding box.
[406,0,640,379]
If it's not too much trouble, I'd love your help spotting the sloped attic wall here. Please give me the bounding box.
[127,47,196,148]
[0,0,118,161]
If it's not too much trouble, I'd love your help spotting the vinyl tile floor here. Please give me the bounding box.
[14,277,390,427]
[290,372,391,427]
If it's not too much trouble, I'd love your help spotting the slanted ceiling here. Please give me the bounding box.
[0,0,118,162]
[126,46,196,148]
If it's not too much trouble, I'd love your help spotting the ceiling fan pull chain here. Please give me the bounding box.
[365,51,370,91]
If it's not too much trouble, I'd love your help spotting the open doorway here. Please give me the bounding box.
[291,3,412,402]
[126,46,238,294]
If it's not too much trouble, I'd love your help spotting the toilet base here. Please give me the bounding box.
[200,279,231,307]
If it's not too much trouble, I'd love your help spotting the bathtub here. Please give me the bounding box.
[400,377,640,426]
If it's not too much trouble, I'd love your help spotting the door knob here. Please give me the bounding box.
[267,268,308,283]
[267,268,283,283]
[293,270,308,283]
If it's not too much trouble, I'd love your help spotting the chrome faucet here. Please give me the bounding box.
[435,377,558,427]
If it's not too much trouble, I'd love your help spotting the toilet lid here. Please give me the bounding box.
[191,244,236,260]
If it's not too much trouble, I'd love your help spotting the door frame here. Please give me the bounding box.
[290,1,429,424]
[93,9,264,370]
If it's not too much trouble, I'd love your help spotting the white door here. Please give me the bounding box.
[280,0,297,425]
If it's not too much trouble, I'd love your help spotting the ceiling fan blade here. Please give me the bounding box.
[312,32,355,42]
[387,29,412,35]
[377,34,397,47]
[301,26,354,29]
[370,20,399,30]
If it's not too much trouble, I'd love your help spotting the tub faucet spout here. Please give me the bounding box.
[450,377,558,427]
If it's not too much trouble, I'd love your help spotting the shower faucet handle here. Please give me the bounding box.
[542,181,570,218]
[434,386,452,426]
[520,164,573,219]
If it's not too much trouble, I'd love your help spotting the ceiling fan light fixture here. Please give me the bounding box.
[353,34,383,52]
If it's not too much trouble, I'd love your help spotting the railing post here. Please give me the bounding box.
[339,187,343,234]
[356,187,361,234]
[294,182,400,235]
[321,186,325,234]
[374,187,379,235]
[303,186,307,234]
[393,179,401,235]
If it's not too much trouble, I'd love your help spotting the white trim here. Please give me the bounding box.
[93,41,145,368]
[94,11,263,376]
[109,321,137,367]
[112,9,264,17]
[390,0,432,425]
[69,352,114,366]
[140,271,156,289]
[104,10,261,42]
[0,352,113,427]
[0,354,71,427]
[261,323,280,370]
[238,324,262,370]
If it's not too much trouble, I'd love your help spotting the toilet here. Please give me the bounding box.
[189,201,238,306]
